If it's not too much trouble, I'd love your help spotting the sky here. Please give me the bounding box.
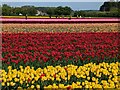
[1,0,119,10]
[2,0,108,2]
[2,2,105,10]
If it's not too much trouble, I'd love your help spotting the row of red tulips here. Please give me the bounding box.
[2,32,120,67]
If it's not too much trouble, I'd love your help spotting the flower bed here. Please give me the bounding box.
[2,23,119,33]
[1,62,120,89]
[2,32,119,68]
[1,18,120,23]
[1,31,120,89]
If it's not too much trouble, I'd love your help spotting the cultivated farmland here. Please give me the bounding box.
[1,18,120,89]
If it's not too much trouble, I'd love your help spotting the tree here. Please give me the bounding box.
[11,7,21,16]
[63,6,72,15]
[21,6,37,16]
[46,8,55,18]
[100,2,120,11]
[99,1,120,17]
[54,6,63,16]
[54,6,72,17]
[2,4,12,16]
[73,11,86,17]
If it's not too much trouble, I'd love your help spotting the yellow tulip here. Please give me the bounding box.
[68,75,70,80]
[14,78,19,82]
[109,84,115,88]
[36,85,40,88]
[92,77,96,81]
[20,66,23,69]
[85,85,89,88]
[10,82,16,86]
[56,77,61,81]
[59,84,64,88]
[115,84,119,88]
[7,77,12,81]
[20,80,23,84]
[7,82,10,86]
[82,82,85,86]
[3,78,6,82]
[1,82,5,86]
[32,80,35,84]
[76,82,81,85]
[51,77,54,81]
[31,85,35,89]
[46,85,52,88]
[27,84,29,87]
[78,85,82,88]
[34,77,39,81]
[8,66,12,70]
[82,75,86,79]
[89,85,93,88]
[85,71,89,76]
[20,69,24,72]
[87,77,90,80]
[17,86,22,89]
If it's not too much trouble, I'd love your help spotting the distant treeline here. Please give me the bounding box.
[1,1,120,17]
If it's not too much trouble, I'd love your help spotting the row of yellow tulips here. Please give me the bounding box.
[1,62,119,89]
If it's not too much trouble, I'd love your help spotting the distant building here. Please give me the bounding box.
[19,13,23,16]
[35,10,48,16]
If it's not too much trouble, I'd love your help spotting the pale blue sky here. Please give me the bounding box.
[2,2,104,10]
[2,0,107,2]
[2,0,119,10]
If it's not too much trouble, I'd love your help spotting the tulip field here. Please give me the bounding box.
[1,18,120,23]
[2,23,119,33]
[1,20,120,90]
